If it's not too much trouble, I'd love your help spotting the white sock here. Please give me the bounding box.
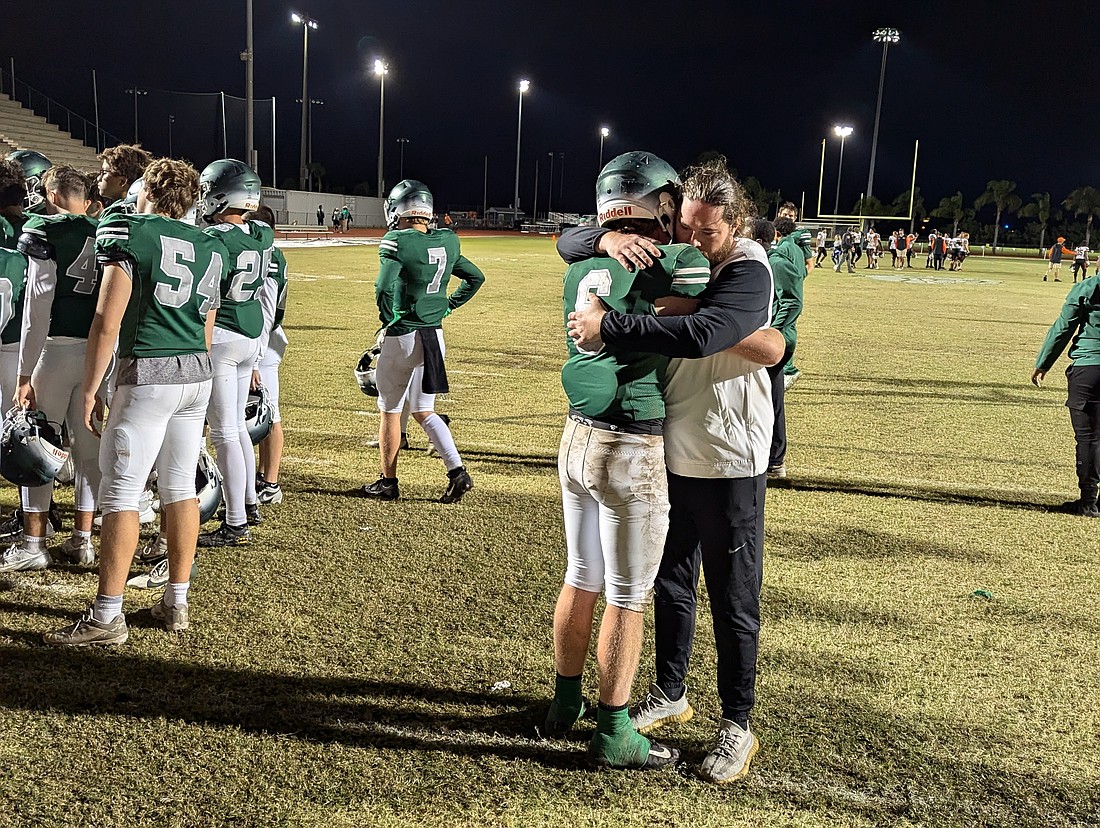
[23,535,46,552]
[93,594,123,623]
[73,530,92,541]
[165,581,190,608]
[212,435,247,526]
[420,413,461,471]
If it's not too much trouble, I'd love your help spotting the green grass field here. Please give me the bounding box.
[1,237,1097,828]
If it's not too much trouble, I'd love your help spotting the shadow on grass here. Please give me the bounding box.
[763,583,912,627]
[766,523,987,563]
[0,641,585,770]
[769,473,1059,513]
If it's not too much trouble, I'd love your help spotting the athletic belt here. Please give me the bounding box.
[568,410,663,436]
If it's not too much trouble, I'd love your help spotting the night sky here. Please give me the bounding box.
[4,0,1096,218]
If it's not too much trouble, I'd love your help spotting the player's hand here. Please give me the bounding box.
[250,370,262,391]
[567,294,607,353]
[15,381,35,411]
[1031,369,1046,387]
[654,295,700,316]
[83,391,104,437]
[599,231,662,272]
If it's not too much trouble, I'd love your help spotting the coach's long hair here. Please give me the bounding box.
[680,156,754,234]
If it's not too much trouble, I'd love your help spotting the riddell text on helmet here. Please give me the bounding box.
[598,205,634,223]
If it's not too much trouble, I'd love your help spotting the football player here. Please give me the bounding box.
[245,204,288,505]
[44,158,227,646]
[361,179,484,503]
[545,151,709,770]
[0,153,65,542]
[96,144,152,218]
[196,159,273,547]
[0,165,99,573]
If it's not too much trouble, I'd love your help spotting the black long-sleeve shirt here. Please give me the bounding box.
[557,227,772,358]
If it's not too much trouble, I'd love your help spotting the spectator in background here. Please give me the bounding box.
[905,229,917,268]
[1044,237,1074,282]
[317,204,324,226]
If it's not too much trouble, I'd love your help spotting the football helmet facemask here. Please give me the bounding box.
[595,151,680,235]
[7,150,52,214]
[245,385,274,444]
[0,407,69,487]
[195,444,223,524]
[355,347,381,396]
[384,179,433,229]
[197,159,261,225]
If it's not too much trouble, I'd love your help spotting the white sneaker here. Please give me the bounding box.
[782,370,801,391]
[0,542,52,572]
[126,555,199,590]
[629,683,694,734]
[58,535,95,566]
[698,719,758,783]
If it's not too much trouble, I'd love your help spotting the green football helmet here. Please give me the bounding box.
[595,151,680,234]
[384,179,433,229]
[197,159,261,225]
[7,150,52,214]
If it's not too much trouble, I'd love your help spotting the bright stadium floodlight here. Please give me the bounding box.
[867,27,900,209]
[833,125,853,216]
[292,12,319,190]
[514,79,530,220]
[374,59,388,197]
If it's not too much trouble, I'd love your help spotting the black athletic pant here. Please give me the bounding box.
[654,472,766,725]
[933,253,945,270]
[815,247,828,266]
[1067,364,1100,502]
[768,361,787,467]
[1073,261,1087,282]
[906,248,914,267]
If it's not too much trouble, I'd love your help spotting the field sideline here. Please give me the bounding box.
[0,237,1097,828]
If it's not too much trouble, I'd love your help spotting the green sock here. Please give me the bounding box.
[589,705,650,767]
[544,674,585,732]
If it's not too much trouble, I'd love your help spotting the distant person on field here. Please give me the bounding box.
[815,228,829,266]
[316,204,324,226]
[1072,243,1090,283]
[765,216,805,479]
[905,230,917,267]
[1044,237,1074,282]
[1032,276,1100,517]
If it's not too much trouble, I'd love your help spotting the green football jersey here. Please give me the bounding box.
[203,220,274,338]
[96,212,229,358]
[0,248,27,334]
[0,213,27,345]
[19,213,99,339]
[561,244,711,423]
[98,200,135,222]
[376,228,485,335]
[270,247,288,330]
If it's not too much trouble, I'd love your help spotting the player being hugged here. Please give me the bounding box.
[45,158,229,646]
[194,159,273,547]
[544,151,710,770]
[361,180,484,503]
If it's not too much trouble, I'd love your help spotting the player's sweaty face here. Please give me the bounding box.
[677,199,734,264]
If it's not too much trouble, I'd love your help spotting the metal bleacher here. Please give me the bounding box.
[0,93,102,172]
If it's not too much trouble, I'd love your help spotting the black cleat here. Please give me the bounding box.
[362,476,400,500]
[440,467,473,504]
[245,503,263,526]
[197,522,251,548]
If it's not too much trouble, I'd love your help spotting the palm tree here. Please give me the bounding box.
[931,192,968,235]
[1019,192,1053,252]
[307,161,326,192]
[974,180,1021,252]
[892,187,926,233]
[1063,186,1100,246]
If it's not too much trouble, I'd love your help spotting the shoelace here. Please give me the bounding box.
[714,728,746,757]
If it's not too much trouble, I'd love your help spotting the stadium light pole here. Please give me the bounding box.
[598,126,610,171]
[291,12,318,191]
[168,115,175,157]
[867,27,900,203]
[374,59,388,198]
[243,0,255,171]
[296,98,324,184]
[833,125,853,216]
[547,151,555,215]
[125,88,146,143]
[513,79,529,219]
[396,137,409,180]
